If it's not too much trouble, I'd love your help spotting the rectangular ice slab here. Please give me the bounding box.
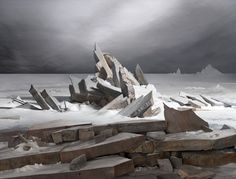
[60,132,145,163]
[158,129,236,152]
[94,43,113,80]
[182,149,236,167]
[134,64,148,85]
[27,120,91,142]
[0,145,64,171]
[93,120,166,134]
[100,94,128,110]
[0,156,134,179]
[97,78,121,98]
[119,92,153,117]
[41,89,61,111]
[29,85,50,110]
[0,133,143,171]
[113,120,166,133]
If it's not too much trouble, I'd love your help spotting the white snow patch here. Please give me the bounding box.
[15,164,44,173]
[185,130,204,135]
[14,140,43,153]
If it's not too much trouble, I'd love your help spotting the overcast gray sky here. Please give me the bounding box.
[0,0,236,73]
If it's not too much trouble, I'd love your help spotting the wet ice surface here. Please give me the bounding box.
[0,73,235,130]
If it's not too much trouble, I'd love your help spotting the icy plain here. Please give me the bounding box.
[0,70,235,130]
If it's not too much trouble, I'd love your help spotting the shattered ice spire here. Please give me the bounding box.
[93,43,113,79]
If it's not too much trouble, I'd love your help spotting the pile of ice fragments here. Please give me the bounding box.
[0,45,235,179]
[27,43,160,118]
[13,44,235,115]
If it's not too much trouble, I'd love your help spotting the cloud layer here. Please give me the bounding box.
[0,0,236,73]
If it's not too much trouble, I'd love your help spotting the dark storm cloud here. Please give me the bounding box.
[0,0,236,73]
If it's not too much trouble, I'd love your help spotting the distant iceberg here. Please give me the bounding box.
[176,68,181,75]
[197,64,223,76]
[171,67,182,75]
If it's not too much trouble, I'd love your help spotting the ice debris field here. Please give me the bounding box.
[0,61,235,131]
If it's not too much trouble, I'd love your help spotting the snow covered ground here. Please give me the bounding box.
[0,71,235,131]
